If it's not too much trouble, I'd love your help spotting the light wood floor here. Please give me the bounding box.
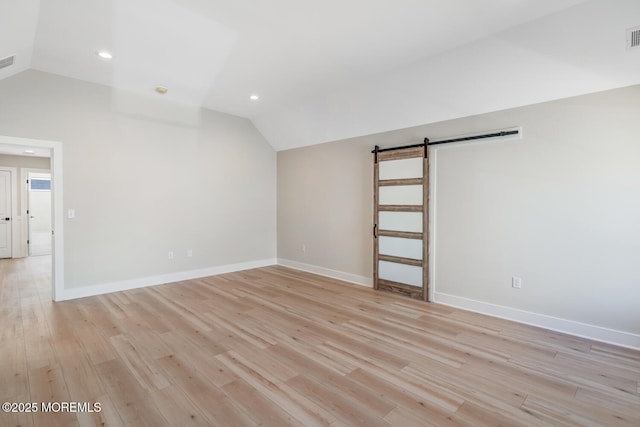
[1,257,639,427]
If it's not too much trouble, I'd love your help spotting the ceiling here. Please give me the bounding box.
[1,0,639,151]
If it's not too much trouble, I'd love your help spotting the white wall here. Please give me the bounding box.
[0,70,277,293]
[277,84,640,348]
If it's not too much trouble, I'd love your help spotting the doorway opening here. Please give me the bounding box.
[0,135,64,301]
[26,171,53,257]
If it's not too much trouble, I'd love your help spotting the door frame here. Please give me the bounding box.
[0,135,64,301]
[373,145,430,301]
[0,167,17,259]
[21,168,53,257]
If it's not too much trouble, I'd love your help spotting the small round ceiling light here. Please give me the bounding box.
[97,51,113,59]
[24,149,35,155]
[249,94,259,101]
[155,86,168,95]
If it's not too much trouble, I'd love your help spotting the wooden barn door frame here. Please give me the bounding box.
[373,143,430,301]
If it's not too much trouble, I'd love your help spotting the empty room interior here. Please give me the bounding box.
[1,0,639,426]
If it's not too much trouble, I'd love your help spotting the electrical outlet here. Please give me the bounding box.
[187,249,193,257]
[168,251,174,260]
[301,243,306,253]
[512,276,522,289]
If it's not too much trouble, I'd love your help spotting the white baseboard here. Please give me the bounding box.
[435,292,640,351]
[56,257,639,350]
[274,261,640,350]
[58,258,277,301]
[277,258,372,288]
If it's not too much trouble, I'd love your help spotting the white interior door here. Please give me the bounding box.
[0,170,12,258]
[28,173,52,256]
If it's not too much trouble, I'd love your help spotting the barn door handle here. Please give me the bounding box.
[373,224,378,238]
[3,217,9,221]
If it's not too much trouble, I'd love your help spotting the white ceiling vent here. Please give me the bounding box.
[0,55,15,70]
[627,26,640,50]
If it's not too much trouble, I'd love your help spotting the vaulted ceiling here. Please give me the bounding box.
[1,0,639,150]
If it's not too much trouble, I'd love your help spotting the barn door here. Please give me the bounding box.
[373,144,429,300]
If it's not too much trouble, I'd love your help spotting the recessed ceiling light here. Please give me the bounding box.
[249,94,259,101]
[24,150,35,155]
[155,86,168,95]
[97,51,113,59]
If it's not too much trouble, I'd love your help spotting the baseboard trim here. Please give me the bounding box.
[277,259,372,288]
[56,259,638,349]
[435,292,640,350]
[58,258,278,301]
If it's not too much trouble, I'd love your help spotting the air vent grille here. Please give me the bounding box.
[0,55,15,70]
[627,26,640,50]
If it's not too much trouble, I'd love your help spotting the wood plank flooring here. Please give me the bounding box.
[1,256,639,426]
